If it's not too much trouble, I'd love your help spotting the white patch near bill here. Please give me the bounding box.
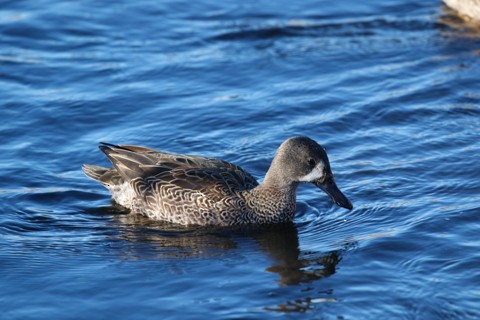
[299,162,324,182]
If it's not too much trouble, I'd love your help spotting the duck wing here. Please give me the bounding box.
[117,144,252,175]
[99,144,259,198]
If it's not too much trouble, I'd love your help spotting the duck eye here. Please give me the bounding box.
[308,158,316,167]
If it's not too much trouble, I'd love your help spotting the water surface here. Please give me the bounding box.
[1,0,479,319]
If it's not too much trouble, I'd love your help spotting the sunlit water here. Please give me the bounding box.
[1,0,479,319]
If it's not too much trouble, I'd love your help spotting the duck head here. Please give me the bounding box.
[265,136,353,210]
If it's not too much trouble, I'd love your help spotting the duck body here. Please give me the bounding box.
[83,137,352,226]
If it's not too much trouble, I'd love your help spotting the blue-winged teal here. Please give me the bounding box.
[83,136,352,226]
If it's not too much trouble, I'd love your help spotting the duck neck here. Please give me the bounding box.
[242,181,299,224]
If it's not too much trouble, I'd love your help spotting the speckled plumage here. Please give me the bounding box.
[83,136,352,226]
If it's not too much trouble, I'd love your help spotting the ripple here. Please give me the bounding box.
[211,16,433,41]
[1,0,479,318]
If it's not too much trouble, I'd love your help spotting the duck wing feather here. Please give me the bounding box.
[100,144,259,200]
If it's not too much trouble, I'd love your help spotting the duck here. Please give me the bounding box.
[83,136,352,226]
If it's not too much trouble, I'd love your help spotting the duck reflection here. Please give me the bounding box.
[250,223,340,286]
[105,208,341,286]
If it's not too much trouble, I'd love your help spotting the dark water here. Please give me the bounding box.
[1,0,479,318]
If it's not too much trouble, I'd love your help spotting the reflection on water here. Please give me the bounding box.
[106,208,342,287]
[265,295,338,314]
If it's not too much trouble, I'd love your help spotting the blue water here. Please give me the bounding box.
[1,0,479,318]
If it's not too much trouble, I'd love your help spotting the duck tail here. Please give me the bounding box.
[82,164,125,187]
[98,144,154,182]
[82,164,110,181]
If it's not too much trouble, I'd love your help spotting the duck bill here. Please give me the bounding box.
[315,176,353,210]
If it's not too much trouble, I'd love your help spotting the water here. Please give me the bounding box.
[1,0,479,318]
